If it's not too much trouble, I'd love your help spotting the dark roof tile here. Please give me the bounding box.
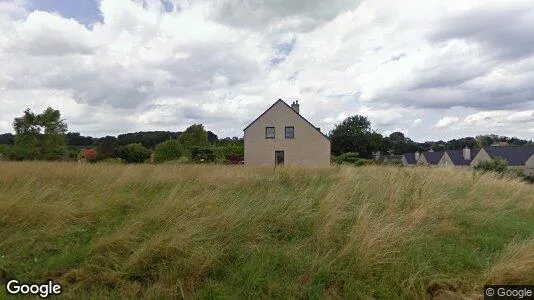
[484,146,534,166]
[403,153,417,164]
[423,151,444,165]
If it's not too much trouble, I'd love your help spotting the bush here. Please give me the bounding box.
[117,143,151,163]
[191,147,216,163]
[333,152,375,166]
[4,145,39,161]
[474,158,508,174]
[153,139,183,163]
[192,147,216,163]
[333,152,360,164]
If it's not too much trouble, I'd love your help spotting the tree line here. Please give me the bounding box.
[0,107,532,164]
[0,107,243,164]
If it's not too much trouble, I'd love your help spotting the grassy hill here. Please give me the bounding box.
[1,162,534,299]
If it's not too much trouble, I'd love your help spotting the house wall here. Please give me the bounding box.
[470,149,492,167]
[244,101,331,167]
[525,155,534,176]
[417,154,428,165]
[438,153,453,167]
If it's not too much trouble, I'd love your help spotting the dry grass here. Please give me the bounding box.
[0,162,533,299]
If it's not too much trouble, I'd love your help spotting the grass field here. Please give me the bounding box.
[1,162,534,299]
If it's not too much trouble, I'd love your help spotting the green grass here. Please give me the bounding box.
[1,162,534,299]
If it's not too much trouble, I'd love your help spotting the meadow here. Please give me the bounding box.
[1,162,534,299]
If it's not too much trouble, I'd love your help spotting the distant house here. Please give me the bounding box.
[376,154,403,164]
[402,152,420,166]
[77,148,98,162]
[526,155,534,176]
[243,99,331,167]
[471,146,534,175]
[373,151,402,164]
[439,148,480,167]
[417,151,444,166]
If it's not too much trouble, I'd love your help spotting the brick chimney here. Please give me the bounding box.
[463,147,471,160]
[415,151,420,161]
[291,100,300,114]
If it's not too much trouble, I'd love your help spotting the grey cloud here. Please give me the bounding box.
[207,0,362,32]
[407,64,489,90]
[378,84,534,111]
[2,41,261,109]
[428,6,534,60]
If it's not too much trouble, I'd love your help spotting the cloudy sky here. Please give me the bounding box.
[1,0,534,141]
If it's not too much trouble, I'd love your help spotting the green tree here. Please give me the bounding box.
[12,107,68,160]
[96,136,119,159]
[153,139,183,163]
[329,115,382,158]
[178,124,208,156]
[117,143,151,163]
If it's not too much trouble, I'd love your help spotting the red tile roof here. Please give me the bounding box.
[80,148,98,159]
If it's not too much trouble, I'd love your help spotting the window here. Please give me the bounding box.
[265,127,275,138]
[285,126,294,139]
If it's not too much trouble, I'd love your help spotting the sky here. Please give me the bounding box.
[1,0,534,141]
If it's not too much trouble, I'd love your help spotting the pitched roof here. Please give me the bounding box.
[446,149,480,166]
[403,153,417,164]
[423,151,444,165]
[243,99,329,140]
[484,146,534,166]
[80,148,97,158]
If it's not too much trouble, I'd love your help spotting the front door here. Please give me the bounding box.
[275,150,284,166]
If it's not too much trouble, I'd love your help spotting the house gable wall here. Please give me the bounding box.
[417,154,428,165]
[439,153,454,167]
[470,149,492,167]
[244,101,330,166]
[526,154,534,176]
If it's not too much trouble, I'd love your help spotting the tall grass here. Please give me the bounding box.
[1,162,533,299]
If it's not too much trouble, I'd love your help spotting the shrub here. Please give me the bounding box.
[474,158,508,174]
[333,152,360,164]
[4,145,39,161]
[153,139,183,163]
[191,147,216,163]
[117,143,151,163]
[333,152,374,166]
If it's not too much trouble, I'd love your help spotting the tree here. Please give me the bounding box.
[329,115,382,158]
[117,143,151,163]
[66,132,94,147]
[178,124,208,156]
[96,136,119,159]
[153,139,183,163]
[12,107,68,160]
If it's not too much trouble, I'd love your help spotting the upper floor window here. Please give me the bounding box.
[265,127,275,139]
[285,126,294,139]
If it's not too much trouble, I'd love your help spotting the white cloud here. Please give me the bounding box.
[0,0,534,141]
[435,116,460,128]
